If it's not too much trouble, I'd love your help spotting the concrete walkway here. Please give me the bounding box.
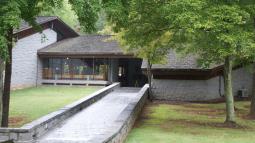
[37,87,141,143]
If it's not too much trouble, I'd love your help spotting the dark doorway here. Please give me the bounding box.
[118,58,147,87]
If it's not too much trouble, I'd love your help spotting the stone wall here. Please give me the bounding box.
[11,29,57,89]
[152,67,253,101]
[0,83,120,143]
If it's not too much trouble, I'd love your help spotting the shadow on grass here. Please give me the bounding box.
[162,119,250,129]
[135,101,253,131]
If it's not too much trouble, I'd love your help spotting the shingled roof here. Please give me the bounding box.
[141,49,224,72]
[38,35,133,58]
[140,50,226,80]
[38,34,216,69]
[14,16,58,34]
[14,16,79,40]
[141,50,203,70]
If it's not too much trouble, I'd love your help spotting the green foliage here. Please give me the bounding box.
[41,0,80,31]
[69,0,101,33]
[95,10,107,32]
[0,0,21,59]
[164,0,255,67]
[102,0,130,32]
[0,0,63,60]
[17,0,63,30]
[41,0,107,33]
[103,0,172,64]
[100,0,255,67]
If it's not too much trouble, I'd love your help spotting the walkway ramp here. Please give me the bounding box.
[37,87,145,143]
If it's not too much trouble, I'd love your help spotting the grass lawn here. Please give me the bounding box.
[9,85,102,127]
[126,101,255,143]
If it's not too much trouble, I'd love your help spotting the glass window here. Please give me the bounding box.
[62,58,71,79]
[71,59,85,80]
[94,59,108,80]
[42,58,109,81]
[42,58,53,79]
[83,59,94,80]
[52,58,62,80]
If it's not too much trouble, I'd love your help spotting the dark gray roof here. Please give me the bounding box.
[14,16,58,34]
[38,35,132,57]
[39,35,216,69]
[141,50,220,70]
[141,50,200,70]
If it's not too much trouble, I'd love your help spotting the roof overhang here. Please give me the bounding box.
[14,17,79,40]
[142,65,224,80]
[142,64,247,80]
[37,52,135,59]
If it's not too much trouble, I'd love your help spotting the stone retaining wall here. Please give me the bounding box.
[103,84,149,143]
[0,83,120,143]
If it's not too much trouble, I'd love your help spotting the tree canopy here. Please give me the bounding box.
[0,0,64,59]
[41,0,80,31]
[0,0,20,59]
[1,0,255,125]
[164,0,255,67]
[101,0,173,63]
[0,0,105,59]
[0,0,65,127]
[100,0,255,123]
[97,0,255,67]
[41,0,107,33]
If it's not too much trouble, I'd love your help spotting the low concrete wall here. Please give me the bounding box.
[98,84,149,143]
[41,79,110,86]
[0,83,120,143]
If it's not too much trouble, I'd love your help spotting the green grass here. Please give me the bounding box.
[9,85,102,127]
[126,101,255,143]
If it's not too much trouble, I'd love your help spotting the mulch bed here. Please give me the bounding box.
[8,116,27,127]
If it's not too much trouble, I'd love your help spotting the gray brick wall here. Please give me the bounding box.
[11,29,57,89]
[152,67,253,101]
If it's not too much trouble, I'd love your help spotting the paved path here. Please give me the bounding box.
[37,87,140,143]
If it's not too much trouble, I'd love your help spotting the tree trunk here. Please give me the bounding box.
[1,28,13,127]
[224,56,235,124]
[249,17,255,118]
[147,60,152,100]
[0,59,4,124]
[250,63,255,117]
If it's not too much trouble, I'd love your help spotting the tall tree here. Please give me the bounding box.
[68,0,101,33]
[101,0,171,98]
[0,0,105,127]
[99,0,255,124]
[2,28,14,127]
[41,0,107,34]
[41,0,80,31]
[0,0,104,127]
[250,63,255,117]
[0,0,21,127]
[164,0,255,124]
[0,59,4,124]
[249,9,255,118]
[0,0,63,127]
